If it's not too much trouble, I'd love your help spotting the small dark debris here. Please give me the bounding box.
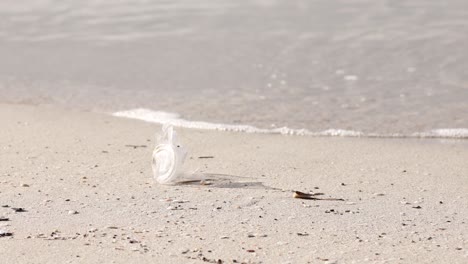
[341,183,346,186]
[198,156,214,159]
[0,231,13,237]
[246,249,255,253]
[439,201,443,204]
[0,217,9,221]
[125,145,147,149]
[12,207,26,213]
[201,257,223,264]
[455,247,462,250]
[297,233,309,236]
[1,205,9,208]
[402,170,407,173]
[412,206,422,209]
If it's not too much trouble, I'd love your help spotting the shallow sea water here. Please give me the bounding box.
[0,0,467,137]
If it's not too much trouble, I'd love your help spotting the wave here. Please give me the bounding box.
[112,108,468,139]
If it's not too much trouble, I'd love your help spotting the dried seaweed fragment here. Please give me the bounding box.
[293,191,344,201]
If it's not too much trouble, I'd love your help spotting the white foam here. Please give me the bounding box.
[112,108,468,139]
[112,108,363,137]
[412,129,468,139]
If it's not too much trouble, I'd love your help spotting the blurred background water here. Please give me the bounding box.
[0,0,467,136]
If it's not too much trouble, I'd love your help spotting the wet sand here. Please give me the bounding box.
[1,104,467,263]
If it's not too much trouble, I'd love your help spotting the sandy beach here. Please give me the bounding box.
[1,1,468,263]
[1,104,467,263]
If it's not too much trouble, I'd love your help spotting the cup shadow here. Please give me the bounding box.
[175,173,280,190]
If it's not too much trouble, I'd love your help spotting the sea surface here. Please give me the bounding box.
[1,0,467,138]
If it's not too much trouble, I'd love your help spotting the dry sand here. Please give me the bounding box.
[0,104,467,263]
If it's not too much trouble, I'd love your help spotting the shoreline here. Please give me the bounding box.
[112,108,468,139]
[1,103,467,263]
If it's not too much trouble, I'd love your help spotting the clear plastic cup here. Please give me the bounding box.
[151,125,188,184]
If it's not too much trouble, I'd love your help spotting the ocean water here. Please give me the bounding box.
[0,0,467,138]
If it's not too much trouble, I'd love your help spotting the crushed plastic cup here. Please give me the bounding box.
[152,125,189,184]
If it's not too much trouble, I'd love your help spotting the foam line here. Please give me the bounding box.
[412,129,468,139]
[112,108,468,139]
